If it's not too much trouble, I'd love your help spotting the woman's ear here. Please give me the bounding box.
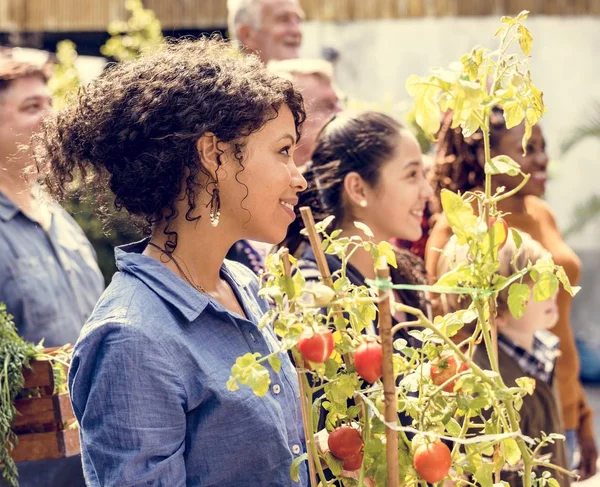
[343,171,369,207]
[196,132,222,179]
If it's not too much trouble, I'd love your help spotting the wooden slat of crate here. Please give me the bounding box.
[11,429,80,463]
[21,359,54,389]
[21,346,70,391]
[13,393,75,430]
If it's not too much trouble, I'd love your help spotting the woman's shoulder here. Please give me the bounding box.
[524,195,556,224]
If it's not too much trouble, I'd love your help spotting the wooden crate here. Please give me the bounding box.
[10,347,80,463]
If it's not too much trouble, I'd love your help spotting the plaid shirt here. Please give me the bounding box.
[497,330,560,385]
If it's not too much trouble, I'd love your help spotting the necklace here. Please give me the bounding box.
[147,241,206,294]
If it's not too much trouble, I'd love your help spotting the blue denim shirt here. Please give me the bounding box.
[69,239,308,487]
[0,192,104,346]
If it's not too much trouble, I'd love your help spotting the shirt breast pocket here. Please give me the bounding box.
[8,255,65,331]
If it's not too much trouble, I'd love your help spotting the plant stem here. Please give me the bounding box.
[298,361,329,486]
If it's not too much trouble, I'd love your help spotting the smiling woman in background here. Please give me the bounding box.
[425,107,598,480]
[283,111,434,337]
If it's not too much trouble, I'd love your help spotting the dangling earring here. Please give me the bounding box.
[209,186,220,227]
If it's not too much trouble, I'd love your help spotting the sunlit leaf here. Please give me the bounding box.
[507,282,530,319]
[290,453,308,481]
[485,155,521,176]
[517,25,533,56]
[555,266,580,297]
[532,272,559,302]
[354,221,374,238]
[268,355,281,373]
[516,376,536,395]
[440,189,478,244]
[501,437,521,465]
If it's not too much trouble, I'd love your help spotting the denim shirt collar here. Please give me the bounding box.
[0,192,20,221]
[115,238,254,323]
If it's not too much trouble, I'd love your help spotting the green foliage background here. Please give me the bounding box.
[49,0,162,284]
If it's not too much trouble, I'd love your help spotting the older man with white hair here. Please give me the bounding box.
[268,58,343,167]
[227,0,304,64]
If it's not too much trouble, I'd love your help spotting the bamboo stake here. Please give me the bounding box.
[299,207,334,287]
[376,261,399,487]
[299,207,355,369]
[280,249,318,487]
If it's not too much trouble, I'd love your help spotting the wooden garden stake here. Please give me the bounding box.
[376,261,399,487]
[281,249,318,487]
[299,207,334,287]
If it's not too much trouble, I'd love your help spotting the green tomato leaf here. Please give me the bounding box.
[510,228,523,250]
[516,376,536,395]
[503,99,526,130]
[517,24,533,56]
[325,452,343,476]
[485,155,521,176]
[268,354,281,373]
[474,461,494,487]
[406,74,443,135]
[501,437,521,466]
[446,417,462,437]
[318,215,336,232]
[533,272,559,302]
[377,241,397,268]
[555,266,581,297]
[435,263,472,288]
[354,221,374,238]
[507,282,530,319]
[230,352,271,397]
[440,189,478,244]
[290,452,308,481]
[546,479,560,487]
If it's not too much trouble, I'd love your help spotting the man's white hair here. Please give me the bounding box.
[266,58,334,82]
[227,0,263,42]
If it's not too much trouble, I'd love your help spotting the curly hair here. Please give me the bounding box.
[34,37,305,252]
[430,107,508,212]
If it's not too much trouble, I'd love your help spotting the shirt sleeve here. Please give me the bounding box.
[69,323,188,487]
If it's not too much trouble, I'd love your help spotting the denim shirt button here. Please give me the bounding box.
[272,384,281,395]
[292,444,301,455]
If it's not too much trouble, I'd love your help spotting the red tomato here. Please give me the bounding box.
[328,426,363,460]
[489,216,509,250]
[430,354,468,392]
[413,441,452,483]
[354,337,383,383]
[342,450,364,471]
[297,327,334,363]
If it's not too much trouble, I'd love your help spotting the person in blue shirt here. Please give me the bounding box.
[0,55,104,487]
[33,38,309,486]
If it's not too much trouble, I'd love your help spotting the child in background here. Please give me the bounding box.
[437,232,571,486]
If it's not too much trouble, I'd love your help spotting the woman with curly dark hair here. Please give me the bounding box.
[425,108,598,481]
[34,38,308,486]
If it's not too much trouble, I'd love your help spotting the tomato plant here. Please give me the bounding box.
[228,12,577,487]
[413,441,452,483]
[354,337,383,383]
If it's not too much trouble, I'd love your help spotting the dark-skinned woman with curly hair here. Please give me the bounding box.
[33,38,308,487]
[425,108,598,481]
